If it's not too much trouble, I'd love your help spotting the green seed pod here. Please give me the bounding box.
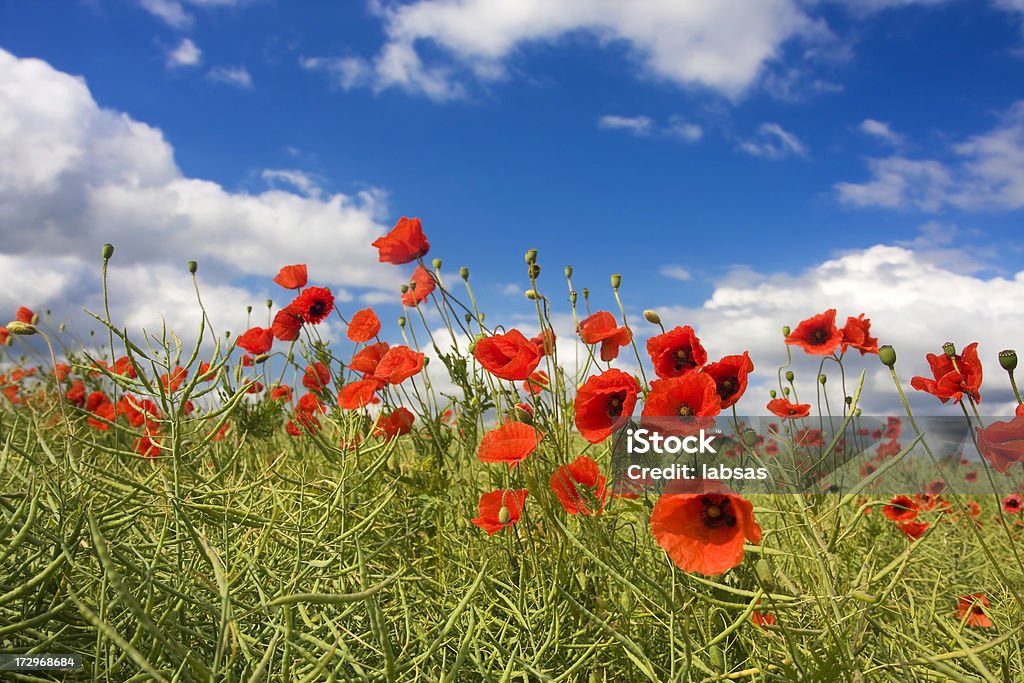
[854,407,862,417]
[266,299,273,309]
[398,316,406,328]
[845,395,853,405]
[785,370,794,382]
[611,273,622,290]
[400,284,409,294]
[564,265,573,278]
[709,645,724,671]
[478,312,485,323]
[943,341,956,358]
[818,374,827,385]
[528,263,541,279]
[643,310,661,325]
[999,349,1018,371]
[459,267,469,280]
[467,341,476,354]
[432,258,442,270]
[58,324,66,333]
[525,249,538,265]
[102,243,115,260]
[769,389,777,398]
[464,313,473,325]
[233,366,242,383]
[5,321,36,336]
[569,290,577,304]
[422,356,430,366]
[782,325,791,337]
[187,260,198,274]
[782,387,790,396]
[879,345,896,367]
[582,288,590,300]
[246,305,253,314]
[498,506,511,525]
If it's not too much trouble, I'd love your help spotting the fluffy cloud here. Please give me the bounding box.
[303,0,825,100]
[207,65,253,88]
[166,38,202,68]
[838,102,1024,210]
[597,115,654,136]
[138,0,245,28]
[597,114,703,142]
[858,118,902,145]
[0,49,402,341]
[659,265,693,281]
[739,122,808,159]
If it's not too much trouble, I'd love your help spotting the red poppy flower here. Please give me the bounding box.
[1002,493,1022,513]
[642,373,722,422]
[241,355,254,367]
[882,495,919,523]
[574,369,640,444]
[375,407,415,439]
[550,455,608,516]
[401,266,436,307]
[531,329,556,357]
[578,311,632,362]
[650,483,762,576]
[272,305,303,342]
[117,395,160,428]
[840,314,879,355]
[1018,404,1024,417]
[766,398,810,419]
[135,428,161,457]
[270,385,293,402]
[15,307,35,324]
[474,329,542,381]
[373,346,425,385]
[303,362,332,392]
[478,421,543,468]
[273,264,308,290]
[472,489,528,535]
[350,341,390,374]
[701,352,754,409]
[236,326,274,354]
[86,391,116,431]
[111,356,137,378]
[287,411,322,437]
[963,501,982,521]
[964,470,978,483]
[911,342,983,404]
[162,366,188,391]
[956,594,993,628]
[0,328,9,346]
[372,216,430,265]
[198,362,215,382]
[646,326,707,378]
[290,286,334,325]
[785,309,841,356]
[522,370,549,395]
[897,520,929,540]
[347,308,381,342]
[66,380,86,407]
[338,379,379,410]
[875,439,901,459]
[752,609,776,628]
[975,415,1024,474]
[926,480,946,496]
[245,381,264,394]
[296,392,325,415]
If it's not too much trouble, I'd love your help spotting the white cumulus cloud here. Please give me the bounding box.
[739,122,808,159]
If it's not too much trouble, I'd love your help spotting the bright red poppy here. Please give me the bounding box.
[1002,494,1022,513]
[117,395,160,428]
[701,352,754,409]
[472,489,528,535]
[245,381,265,394]
[270,385,293,402]
[272,305,303,342]
[478,421,544,468]
[0,327,9,346]
[785,309,842,356]
[766,398,811,419]
[646,326,707,378]
[531,329,556,357]
[273,264,308,290]
[375,407,415,439]
[372,216,430,265]
[290,287,334,325]
[578,311,632,362]
[1018,404,1024,417]
[347,308,381,342]
[350,341,390,375]
[522,370,549,395]
[574,369,640,444]
[236,326,274,354]
[882,495,918,523]
[15,307,35,324]
[840,314,879,355]
[287,411,322,437]
[86,391,116,431]
[897,520,929,540]
[302,362,331,392]
[642,373,722,420]
[198,362,215,382]
[650,483,762,576]
[752,608,776,629]
[135,427,162,457]
[401,266,436,307]
[65,380,86,407]
[338,379,379,410]
[296,392,325,415]
[911,342,983,404]
[162,366,188,391]
[241,355,254,367]
[956,594,993,628]
[550,455,608,516]
[373,346,425,385]
[975,415,1024,474]
[474,329,542,381]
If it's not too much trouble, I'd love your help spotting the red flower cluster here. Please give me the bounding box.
[911,342,983,404]
[785,309,878,356]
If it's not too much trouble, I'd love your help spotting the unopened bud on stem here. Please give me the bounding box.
[564,265,573,278]
[643,310,661,325]
[188,260,198,274]
[525,249,538,265]
[459,267,469,280]
[6,321,36,336]
[943,342,956,358]
[102,243,114,260]
[611,274,621,290]
[999,349,1018,371]
[879,345,896,367]
[432,258,442,270]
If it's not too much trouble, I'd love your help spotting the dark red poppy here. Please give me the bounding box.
[522,370,549,395]
[911,342,983,404]
[273,264,308,290]
[650,483,762,576]
[578,311,632,362]
[245,381,264,394]
[574,369,640,444]
[198,362,215,382]
[964,470,978,483]
[373,346,424,385]
[642,373,722,420]
[296,392,325,415]
[1002,494,1022,513]
[117,395,160,428]
[766,398,810,419]
[241,355,254,367]
[303,362,331,392]
[110,356,137,378]
[338,379,379,410]
[272,305,303,342]
[785,309,841,356]
[701,352,753,409]
[975,415,1024,474]
[86,391,116,431]
[162,366,188,391]
[350,341,390,374]
[478,421,543,468]
[66,380,86,407]
[401,266,436,307]
[550,455,608,516]
[840,314,878,355]
[472,489,528,535]
[474,329,542,381]
[956,594,993,628]
[290,286,334,325]
[375,407,415,439]
[135,427,161,457]
[897,520,929,540]
[0,328,9,346]
[236,326,274,354]
[15,307,35,324]
[882,495,918,523]
[347,308,381,342]
[646,326,707,378]
[287,410,322,437]
[531,329,556,357]
[752,607,776,629]
[926,480,946,496]
[270,385,293,402]
[372,217,430,265]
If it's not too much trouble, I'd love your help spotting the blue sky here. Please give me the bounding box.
[2,0,1024,413]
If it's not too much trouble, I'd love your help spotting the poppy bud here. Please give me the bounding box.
[785,370,794,382]
[999,350,1018,371]
[266,299,273,309]
[498,506,511,525]
[464,313,473,325]
[478,312,485,323]
[398,316,406,328]
[643,310,661,325]
[564,265,573,278]
[851,590,878,603]
[408,281,417,291]
[432,258,442,270]
[528,264,541,279]
[525,289,538,300]
[942,342,956,358]
[845,395,853,405]
[569,291,577,304]
[879,345,896,367]
[254,354,270,364]
[6,321,36,336]
[818,374,827,385]
[782,325,791,337]
[742,428,757,447]
[769,389,777,398]
[582,288,590,301]
[188,260,198,274]
[102,243,114,260]
[400,284,409,294]
[423,356,430,366]
[525,249,538,265]
[467,341,476,354]
[611,273,622,290]
[246,305,253,314]
[854,407,862,417]
[514,404,534,424]
[782,387,790,396]
[709,645,724,671]
[459,267,469,280]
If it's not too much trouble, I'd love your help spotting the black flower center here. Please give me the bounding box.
[673,348,691,371]
[812,328,828,344]
[309,301,327,318]
[700,495,737,529]
[606,393,625,419]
